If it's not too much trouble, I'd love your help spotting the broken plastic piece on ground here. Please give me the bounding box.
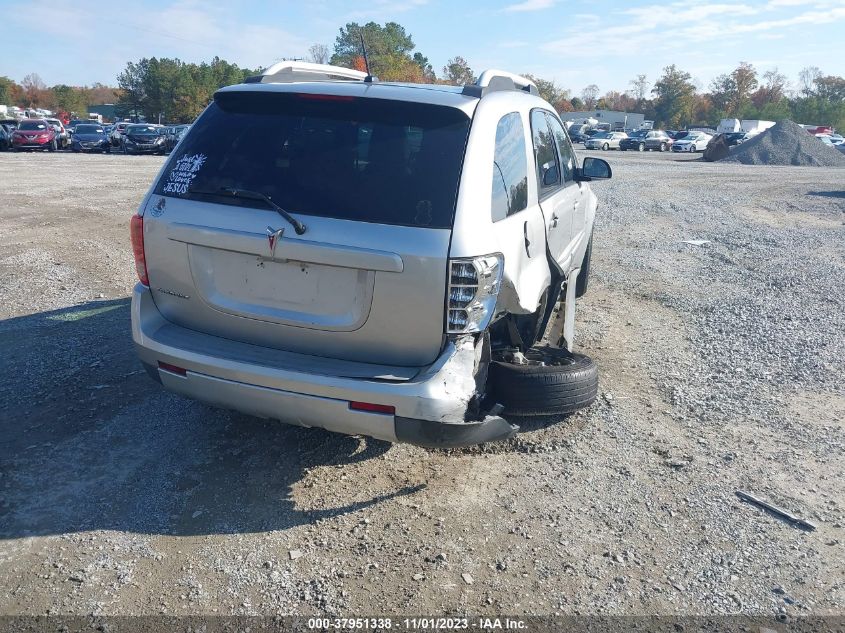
[682,239,711,246]
[735,490,817,531]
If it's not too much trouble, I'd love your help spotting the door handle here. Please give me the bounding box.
[523,221,531,256]
[551,213,559,228]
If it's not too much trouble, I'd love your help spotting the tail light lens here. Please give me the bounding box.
[130,214,149,286]
[446,254,503,334]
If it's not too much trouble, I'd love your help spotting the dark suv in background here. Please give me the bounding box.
[619,129,673,152]
[121,124,167,154]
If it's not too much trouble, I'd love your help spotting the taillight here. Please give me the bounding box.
[296,93,356,102]
[130,214,149,286]
[446,254,503,334]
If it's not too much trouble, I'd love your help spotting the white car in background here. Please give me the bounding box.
[45,118,70,149]
[818,133,844,146]
[671,131,713,153]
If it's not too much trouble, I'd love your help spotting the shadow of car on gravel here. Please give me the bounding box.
[806,190,845,199]
[0,299,422,540]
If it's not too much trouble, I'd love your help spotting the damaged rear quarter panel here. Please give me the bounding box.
[400,335,485,423]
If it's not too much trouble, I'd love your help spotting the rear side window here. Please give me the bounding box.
[155,92,471,229]
[530,110,560,194]
[491,112,528,222]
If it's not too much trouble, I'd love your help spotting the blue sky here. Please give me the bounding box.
[3,0,844,96]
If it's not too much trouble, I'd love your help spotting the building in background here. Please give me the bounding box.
[564,110,645,131]
[87,103,117,122]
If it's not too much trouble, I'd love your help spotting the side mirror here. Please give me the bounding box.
[578,157,612,181]
[542,164,559,186]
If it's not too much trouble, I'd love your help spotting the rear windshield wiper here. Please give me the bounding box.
[188,186,307,235]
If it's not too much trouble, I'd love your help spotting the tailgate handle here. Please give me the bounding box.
[168,222,404,273]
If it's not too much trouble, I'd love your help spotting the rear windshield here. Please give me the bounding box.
[128,125,159,134]
[155,91,471,229]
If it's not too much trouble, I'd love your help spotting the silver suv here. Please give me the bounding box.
[130,62,611,448]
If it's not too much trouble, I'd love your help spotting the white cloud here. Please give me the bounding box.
[344,0,429,20]
[767,0,814,6]
[543,0,845,59]
[501,0,556,13]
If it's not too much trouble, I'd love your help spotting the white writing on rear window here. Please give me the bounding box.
[162,153,207,195]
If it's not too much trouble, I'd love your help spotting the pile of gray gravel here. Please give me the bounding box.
[720,119,845,166]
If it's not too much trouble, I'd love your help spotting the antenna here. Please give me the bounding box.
[359,31,377,83]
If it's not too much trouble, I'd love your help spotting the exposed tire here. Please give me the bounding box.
[489,347,598,417]
[575,235,592,298]
[638,142,645,152]
[659,142,667,152]
[690,144,697,152]
[602,142,609,151]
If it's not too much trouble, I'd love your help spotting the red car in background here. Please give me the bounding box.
[12,119,58,151]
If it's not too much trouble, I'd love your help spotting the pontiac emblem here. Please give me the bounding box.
[266,226,284,257]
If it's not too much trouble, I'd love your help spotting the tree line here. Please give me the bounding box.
[2,20,844,130]
[0,74,115,118]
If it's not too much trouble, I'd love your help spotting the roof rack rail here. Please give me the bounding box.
[461,69,539,98]
[245,61,368,84]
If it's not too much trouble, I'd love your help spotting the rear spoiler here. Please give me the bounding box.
[245,61,367,84]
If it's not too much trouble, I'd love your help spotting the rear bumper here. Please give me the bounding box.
[131,284,516,447]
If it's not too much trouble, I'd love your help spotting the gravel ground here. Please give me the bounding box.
[0,150,843,619]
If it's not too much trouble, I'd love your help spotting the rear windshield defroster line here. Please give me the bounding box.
[154,91,472,229]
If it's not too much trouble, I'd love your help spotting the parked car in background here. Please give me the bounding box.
[70,123,111,153]
[567,129,590,144]
[620,129,673,152]
[67,119,86,134]
[671,131,713,153]
[121,124,167,154]
[724,132,752,146]
[11,119,58,151]
[46,118,70,149]
[0,125,10,151]
[585,131,627,150]
[164,124,191,153]
[110,122,132,147]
